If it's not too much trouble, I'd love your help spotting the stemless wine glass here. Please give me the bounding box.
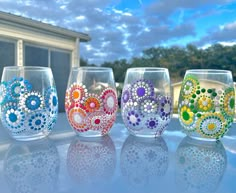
[178,69,235,140]
[0,66,58,141]
[121,68,172,137]
[65,67,118,137]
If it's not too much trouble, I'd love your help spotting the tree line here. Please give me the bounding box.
[80,43,236,83]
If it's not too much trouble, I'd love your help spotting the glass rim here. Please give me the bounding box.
[127,67,168,72]
[4,66,51,71]
[186,69,232,74]
[71,66,113,72]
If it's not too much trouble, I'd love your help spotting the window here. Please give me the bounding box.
[24,44,49,67]
[51,50,71,112]
[24,43,72,112]
[0,39,16,78]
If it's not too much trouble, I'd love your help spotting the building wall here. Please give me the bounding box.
[0,22,80,112]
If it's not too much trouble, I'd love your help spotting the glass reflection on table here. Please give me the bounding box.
[175,136,227,193]
[120,135,169,191]
[67,135,116,188]
[4,139,60,193]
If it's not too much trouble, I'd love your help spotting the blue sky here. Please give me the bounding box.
[1,0,236,64]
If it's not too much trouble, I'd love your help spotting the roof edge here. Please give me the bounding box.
[0,11,91,42]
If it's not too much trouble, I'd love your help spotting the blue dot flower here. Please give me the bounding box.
[20,92,44,113]
[28,111,48,131]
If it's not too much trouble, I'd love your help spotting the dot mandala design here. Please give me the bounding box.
[8,77,32,101]
[101,88,118,115]
[196,95,214,112]
[2,107,26,133]
[65,83,117,135]
[180,75,199,99]
[67,83,87,104]
[20,92,44,113]
[130,79,155,102]
[84,95,101,113]
[44,87,58,116]
[122,89,130,104]
[223,87,235,117]
[145,117,159,129]
[121,79,171,135]
[179,73,235,139]
[0,81,7,105]
[124,109,143,127]
[28,111,48,131]
[68,107,88,132]
[139,97,158,114]
[0,77,58,136]
[158,96,172,120]
[196,113,226,139]
[179,105,195,131]
[87,111,107,131]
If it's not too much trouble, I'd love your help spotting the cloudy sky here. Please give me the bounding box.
[0,0,236,64]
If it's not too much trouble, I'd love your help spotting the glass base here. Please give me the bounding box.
[75,130,108,137]
[129,131,162,138]
[188,135,218,142]
[11,132,49,141]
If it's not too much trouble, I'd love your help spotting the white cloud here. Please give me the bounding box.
[75,15,86,20]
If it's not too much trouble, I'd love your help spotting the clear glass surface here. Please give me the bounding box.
[178,69,235,140]
[0,66,58,141]
[121,67,172,137]
[65,67,118,137]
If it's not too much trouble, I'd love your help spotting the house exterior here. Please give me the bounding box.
[0,11,90,112]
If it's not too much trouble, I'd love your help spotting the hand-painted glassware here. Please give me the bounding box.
[175,136,226,193]
[121,68,172,137]
[0,66,58,141]
[178,69,235,140]
[65,67,118,137]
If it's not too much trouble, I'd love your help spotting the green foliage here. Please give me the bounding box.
[80,43,236,83]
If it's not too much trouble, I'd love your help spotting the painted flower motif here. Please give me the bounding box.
[223,87,235,117]
[181,75,199,99]
[44,86,58,116]
[68,107,88,132]
[158,96,172,120]
[2,107,25,133]
[20,92,44,113]
[196,113,225,139]
[101,88,118,115]
[87,111,107,131]
[122,89,130,104]
[84,95,101,113]
[126,110,142,127]
[66,83,87,105]
[0,81,7,105]
[145,117,159,129]
[179,105,195,129]
[196,95,214,112]
[28,111,48,131]
[8,77,32,101]
[130,79,154,102]
[140,97,158,114]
